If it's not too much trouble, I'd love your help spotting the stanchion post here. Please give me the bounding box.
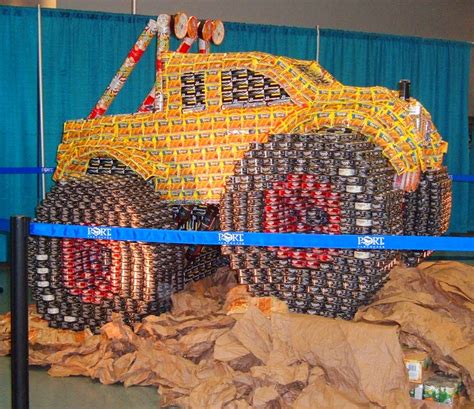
[10,216,30,409]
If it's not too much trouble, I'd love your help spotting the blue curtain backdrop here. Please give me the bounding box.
[0,6,471,260]
[0,7,39,261]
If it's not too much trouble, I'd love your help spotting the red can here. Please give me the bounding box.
[285,197,300,205]
[278,189,294,198]
[319,253,334,262]
[302,182,317,189]
[287,174,302,182]
[264,196,280,204]
[326,207,341,216]
[98,282,111,291]
[295,223,308,233]
[263,220,280,228]
[291,259,306,268]
[276,249,289,259]
[288,250,306,259]
[102,291,114,300]
[81,295,94,304]
[324,191,339,199]
[265,228,279,233]
[302,174,318,182]
[305,260,319,269]
[287,181,301,189]
[314,198,327,207]
[305,252,319,261]
[328,224,341,233]
[63,280,75,289]
[82,288,94,296]
[76,281,88,289]
[69,288,82,296]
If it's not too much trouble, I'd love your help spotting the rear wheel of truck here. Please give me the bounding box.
[28,170,222,332]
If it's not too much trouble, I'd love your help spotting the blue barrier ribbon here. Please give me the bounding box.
[0,218,9,233]
[29,222,474,252]
[0,167,55,174]
[451,175,474,183]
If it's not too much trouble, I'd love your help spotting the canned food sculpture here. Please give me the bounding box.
[28,14,451,332]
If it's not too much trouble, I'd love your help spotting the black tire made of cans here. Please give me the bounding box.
[28,174,223,333]
[401,168,451,266]
[221,128,414,319]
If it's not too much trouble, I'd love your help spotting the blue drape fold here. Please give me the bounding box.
[0,7,39,260]
[0,6,472,260]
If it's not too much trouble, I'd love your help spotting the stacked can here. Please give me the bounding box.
[401,167,452,266]
[221,68,290,108]
[181,72,206,112]
[171,203,227,285]
[28,173,222,332]
[221,128,403,319]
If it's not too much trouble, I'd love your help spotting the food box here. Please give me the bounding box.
[403,348,432,383]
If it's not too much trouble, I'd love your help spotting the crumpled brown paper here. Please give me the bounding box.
[214,306,410,408]
[356,261,474,397]
[293,381,373,409]
[0,262,472,408]
[224,285,289,316]
[0,306,94,363]
[0,311,11,355]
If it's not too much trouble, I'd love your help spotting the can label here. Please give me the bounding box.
[41,294,55,301]
[355,202,371,210]
[356,219,373,227]
[338,168,356,176]
[346,185,363,193]
[354,251,372,259]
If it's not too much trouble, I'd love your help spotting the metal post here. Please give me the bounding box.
[316,25,320,62]
[10,216,30,409]
[37,5,46,201]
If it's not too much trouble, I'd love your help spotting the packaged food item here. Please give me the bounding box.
[409,383,424,400]
[403,348,432,383]
[423,374,462,406]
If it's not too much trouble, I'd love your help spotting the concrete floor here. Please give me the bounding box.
[0,358,159,409]
[0,250,473,409]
